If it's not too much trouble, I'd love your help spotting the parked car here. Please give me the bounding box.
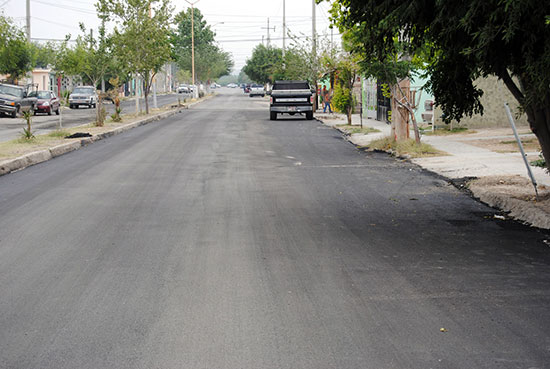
[178,84,190,94]
[249,84,265,97]
[29,90,60,115]
[227,83,238,88]
[69,86,98,109]
[0,83,37,118]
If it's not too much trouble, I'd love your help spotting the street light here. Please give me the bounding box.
[184,0,201,98]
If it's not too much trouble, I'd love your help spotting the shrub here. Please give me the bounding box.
[332,84,355,124]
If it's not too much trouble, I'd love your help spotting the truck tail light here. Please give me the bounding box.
[270,97,273,104]
[310,95,314,104]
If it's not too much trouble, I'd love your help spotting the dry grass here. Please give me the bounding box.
[0,94,211,163]
[467,137,541,153]
[336,124,381,135]
[0,120,133,161]
[422,126,475,136]
[367,136,445,158]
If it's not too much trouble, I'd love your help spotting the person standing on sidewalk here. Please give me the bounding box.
[323,87,333,113]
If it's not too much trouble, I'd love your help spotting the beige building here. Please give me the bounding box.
[435,75,529,128]
[31,69,53,91]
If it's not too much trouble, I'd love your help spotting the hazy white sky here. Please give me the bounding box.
[1,0,339,73]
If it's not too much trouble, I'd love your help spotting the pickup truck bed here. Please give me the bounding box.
[269,81,313,120]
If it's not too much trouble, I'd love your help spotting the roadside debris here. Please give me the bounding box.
[65,132,92,139]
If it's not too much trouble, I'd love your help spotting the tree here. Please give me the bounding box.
[172,8,233,84]
[97,0,173,114]
[280,32,335,84]
[339,28,425,142]
[217,74,238,85]
[55,22,112,125]
[0,14,32,83]
[242,44,283,84]
[237,70,252,84]
[326,0,550,169]
[30,42,57,69]
[329,54,359,124]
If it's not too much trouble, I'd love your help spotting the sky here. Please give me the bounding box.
[0,0,340,73]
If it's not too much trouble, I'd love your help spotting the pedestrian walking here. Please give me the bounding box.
[323,87,333,113]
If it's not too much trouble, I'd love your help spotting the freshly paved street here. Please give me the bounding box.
[1,89,549,368]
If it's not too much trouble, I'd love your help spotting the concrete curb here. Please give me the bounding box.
[0,95,214,177]
[469,186,550,229]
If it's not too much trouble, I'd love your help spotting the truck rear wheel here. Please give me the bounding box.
[270,111,277,120]
[306,111,313,120]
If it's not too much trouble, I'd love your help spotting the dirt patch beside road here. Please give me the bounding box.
[468,175,550,229]
[466,137,541,157]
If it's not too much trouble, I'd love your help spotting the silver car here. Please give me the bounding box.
[69,86,98,109]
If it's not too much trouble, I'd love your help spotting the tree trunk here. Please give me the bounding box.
[409,109,421,145]
[393,80,410,142]
[143,76,150,115]
[144,88,149,115]
[500,71,550,170]
[390,85,397,140]
[526,105,550,170]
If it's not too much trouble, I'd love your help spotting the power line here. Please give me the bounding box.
[202,13,311,19]
[30,0,96,15]
[31,37,76,42]
[32,16,78,30]
[216,33,341,43]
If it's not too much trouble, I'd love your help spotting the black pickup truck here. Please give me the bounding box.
[269,80,314,120]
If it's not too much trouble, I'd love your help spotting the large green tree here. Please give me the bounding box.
[172,8,233,84]
[55,23,111,90]
[0,14,32,83]
[242,44,283,84]
[97,0,173,114]
[326,0,550,169]
[30,42,57,69]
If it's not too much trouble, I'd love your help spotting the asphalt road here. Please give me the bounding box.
[0,92,184,142]
[1,88,549,369]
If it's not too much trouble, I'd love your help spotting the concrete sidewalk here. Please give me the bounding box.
[316,112,549,186]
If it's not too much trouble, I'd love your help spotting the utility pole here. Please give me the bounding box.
[282,0,286,58]
[261,18,276,47]
[26,0,31,42]
[185,0,201,98]
[312,0,317,111]
[149,3,157,108]
[26,0,32,85]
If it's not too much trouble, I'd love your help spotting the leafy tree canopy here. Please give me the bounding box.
[0,14,32,82]
[242,44,283,84]
[54,22,112,88]
[325,0,550,167]
[172,8,233,82]
[97,0,173,114]
[30,42,58,69]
